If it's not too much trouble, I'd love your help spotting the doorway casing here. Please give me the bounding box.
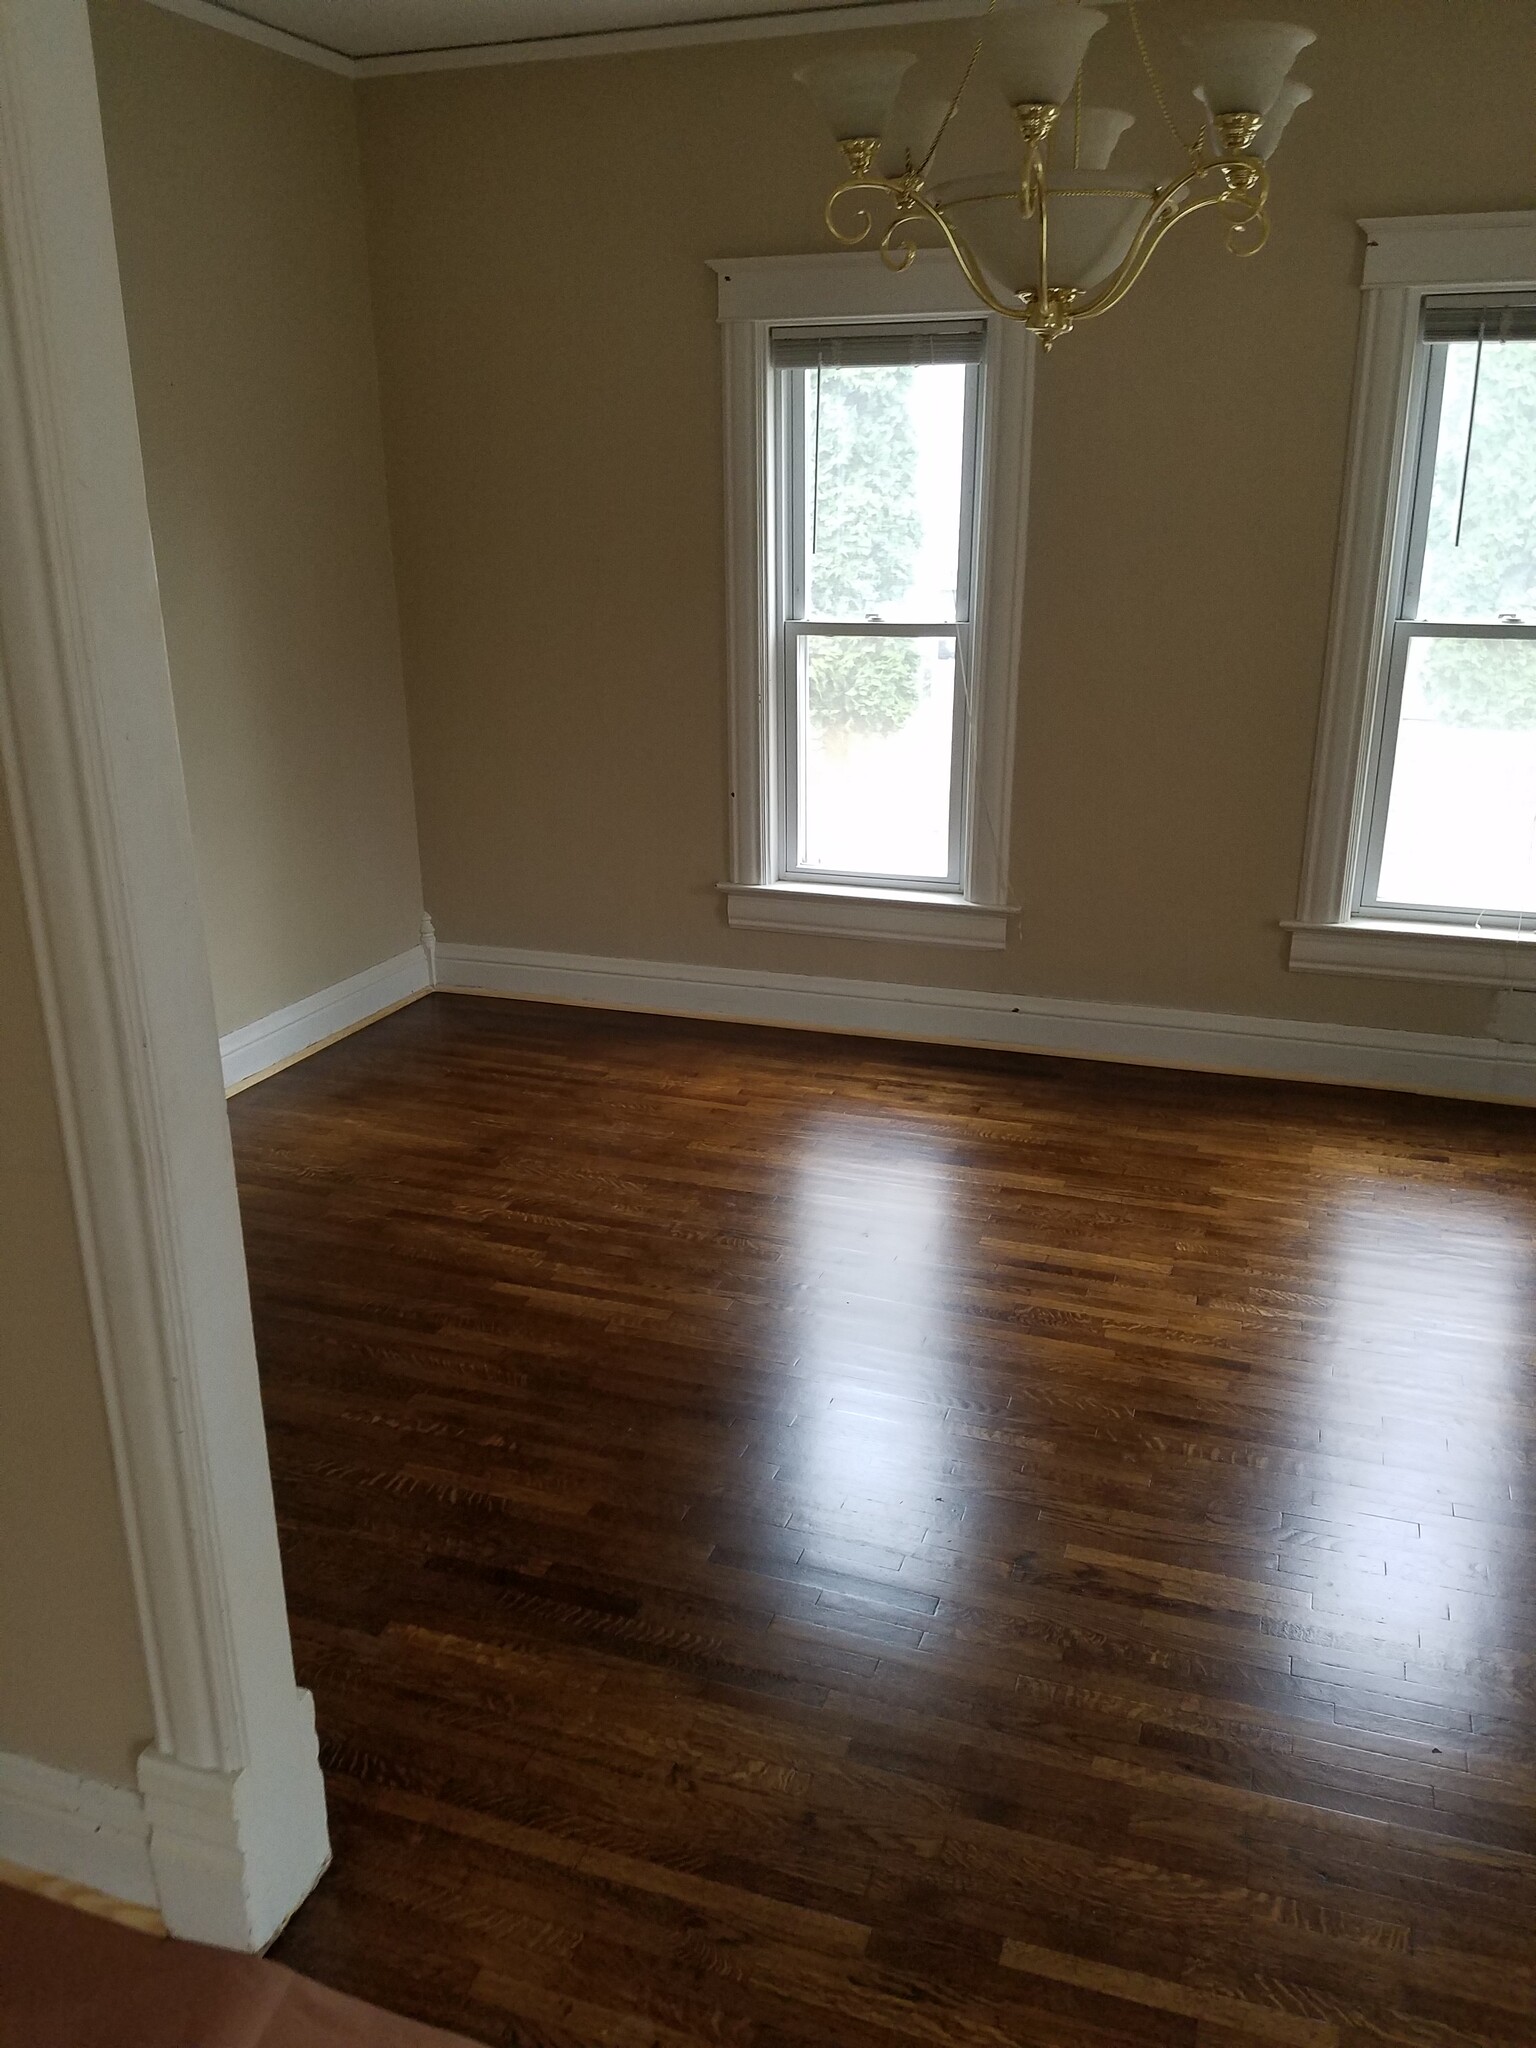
[0,0,329,1950]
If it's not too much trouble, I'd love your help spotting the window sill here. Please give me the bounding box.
[1286,918,1536,988]
[721,883,1011,949]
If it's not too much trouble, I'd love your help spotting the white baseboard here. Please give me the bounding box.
[0,1688,328,1947]
[219,946,430,1091]
[138,1687,329,1951]
[0,1750,155,1908]
[436,941,1536,1106]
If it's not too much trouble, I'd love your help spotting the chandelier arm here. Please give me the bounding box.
[820,152,1270,341]
[879,213,921,273]
[824,180,884,247]
[1114,151,1265,264]
[1072,164,1269,325]
[907,193,1041,320]
[824,178,1035,320]
[1213,158,1272,250]
[1073,192,1231,323]
[1231,205,1271,256]
[1030,169,1200,330]
[1144,151,1244,226]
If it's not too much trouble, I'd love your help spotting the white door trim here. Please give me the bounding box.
[0,0,326,1948]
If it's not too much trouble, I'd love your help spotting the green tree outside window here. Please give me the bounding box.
[806,366,924,742]
[1413,340,1536,728]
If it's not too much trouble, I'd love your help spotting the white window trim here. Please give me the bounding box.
[711,251,1032,948]
[1290,210,1536,987]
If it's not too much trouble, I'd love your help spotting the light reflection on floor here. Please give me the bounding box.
[766,1112,1536,1703]
[772,1112,966,1553]
[1286,1172,1535,1691]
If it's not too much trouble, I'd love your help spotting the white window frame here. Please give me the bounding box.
[776,332,984,897]
[1290,210,1536,990]
[711,252,1033,948]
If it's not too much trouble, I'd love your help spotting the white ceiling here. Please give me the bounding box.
[153,0,980,73]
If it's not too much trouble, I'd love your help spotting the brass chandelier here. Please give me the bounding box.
[794,1,1316,347]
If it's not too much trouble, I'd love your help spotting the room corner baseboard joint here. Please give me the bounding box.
[219,944,432,1091]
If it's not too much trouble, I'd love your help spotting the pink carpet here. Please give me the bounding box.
[0,1881,477,2047]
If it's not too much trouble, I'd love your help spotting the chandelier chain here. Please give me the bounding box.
[1127,0,1193,154]
[915,0,998,182]
[1072,63,1083,171]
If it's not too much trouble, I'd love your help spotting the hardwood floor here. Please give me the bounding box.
[235,994,1536,2048]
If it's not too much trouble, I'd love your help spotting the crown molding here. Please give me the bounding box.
[143,0,983,79]
[142,0,355,74]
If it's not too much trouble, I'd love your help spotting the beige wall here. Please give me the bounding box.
[90,0,422,1038]
[358,0,1534,1039]
[0,778,156,1789]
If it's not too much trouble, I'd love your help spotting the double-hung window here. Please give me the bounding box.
[1293,212,1536,985]
[775,325,982,894]
[1362,297,1536,924]
[713,255,1032,948]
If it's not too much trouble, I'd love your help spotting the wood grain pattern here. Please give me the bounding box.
[233,995,1536,2048]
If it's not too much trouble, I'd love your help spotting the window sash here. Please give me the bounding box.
[773,347,984,894]
[1354,320,1536,924]
[1357,619,1536,924]
[782,622,971,890]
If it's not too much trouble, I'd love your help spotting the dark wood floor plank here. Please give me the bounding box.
[235,996,1536,2046]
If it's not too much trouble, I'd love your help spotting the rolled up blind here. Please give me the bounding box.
[1421,296,1536,344]
[770,322,986,368]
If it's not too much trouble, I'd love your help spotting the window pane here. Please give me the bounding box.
[1375,636,1536,914]
[799,635,955,879]
[1414,339,1536,622]
[803,363,968,624]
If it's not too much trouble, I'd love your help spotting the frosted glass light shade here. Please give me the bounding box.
[991,2,1108,110]
[1251,77,1312,158]
[1184,19,1314,115]
[794,49,917,141]
[1073,105,1134,170]
[1195,77,1311,157]
[936,169,1148,297]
